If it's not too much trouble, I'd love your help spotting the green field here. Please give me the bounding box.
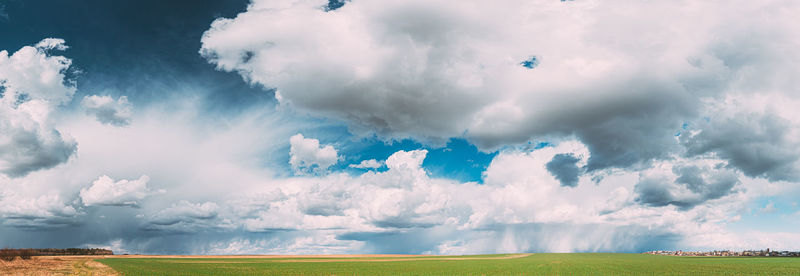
[97,253,800,275]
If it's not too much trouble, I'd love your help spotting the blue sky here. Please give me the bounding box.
[0,0,493,183]
[1,0,800,254]
[0,0,268,111]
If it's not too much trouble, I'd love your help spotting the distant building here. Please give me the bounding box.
[643,248,799,258]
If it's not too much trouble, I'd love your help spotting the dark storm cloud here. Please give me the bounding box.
[372,219,437,229]
[0,193,82,230]
[469,76,701,173]
[673,165,739,200]
[0,216,300,255]
[681,113,800,182]
[142,201,221,233]
[1,39,78,177]
[635,167,739,210]
[634,177,682,208]
[674,165,706,193]
[340,223,681,254]
[2,214,82,229]
[483,223,680,253]
[0,129,77,177]
[568,81,699,172]
[0,207,186,253]
[303,205,344,217]
[546,153,581,187]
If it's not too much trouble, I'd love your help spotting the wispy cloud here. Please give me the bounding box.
[0,4,9,20]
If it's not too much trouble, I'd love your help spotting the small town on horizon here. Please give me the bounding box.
[645,248,800,257]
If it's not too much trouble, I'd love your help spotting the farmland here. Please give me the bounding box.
[93,253,800,275]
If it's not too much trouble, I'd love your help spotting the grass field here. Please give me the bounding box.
[96,253,800,275]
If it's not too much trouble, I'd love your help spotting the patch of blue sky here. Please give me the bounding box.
[727,196,800,233]
[533,141,554,149]
[675,122,689,136]
[520,56,540,69]
[337,137,497,183]
[0,0,263,114]
[423,139,497,183]
[325,0,348,11]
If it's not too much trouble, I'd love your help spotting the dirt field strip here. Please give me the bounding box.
[70,258,119,275]
[0,256,118,276]
[1,257,72,275]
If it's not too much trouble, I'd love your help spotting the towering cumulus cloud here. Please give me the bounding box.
[201,0,800,175]
[0,39,77,177]
[184,0,800,254]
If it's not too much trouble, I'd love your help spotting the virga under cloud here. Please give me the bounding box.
[1,0,800,254]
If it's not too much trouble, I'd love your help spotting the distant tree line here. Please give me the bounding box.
[0,248,113,261]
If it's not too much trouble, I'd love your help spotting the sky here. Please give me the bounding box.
[1,0,800,254]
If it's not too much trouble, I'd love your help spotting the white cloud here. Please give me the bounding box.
[349,159,382,169]
[35,38,70,52]
[201,0,800,175]
[81,95,133,126]
[188,1,800,253]
[223,148,466,234]
[2,110,784,253]
[80,175,158,207]
[0,189,80,228]
[289,133,339,174]
[144,200,225,232]
[0,39,77,177]
[189,139,780,253]
[84,239,127,255]
[0,93,302,234]
[0,38,74,104]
